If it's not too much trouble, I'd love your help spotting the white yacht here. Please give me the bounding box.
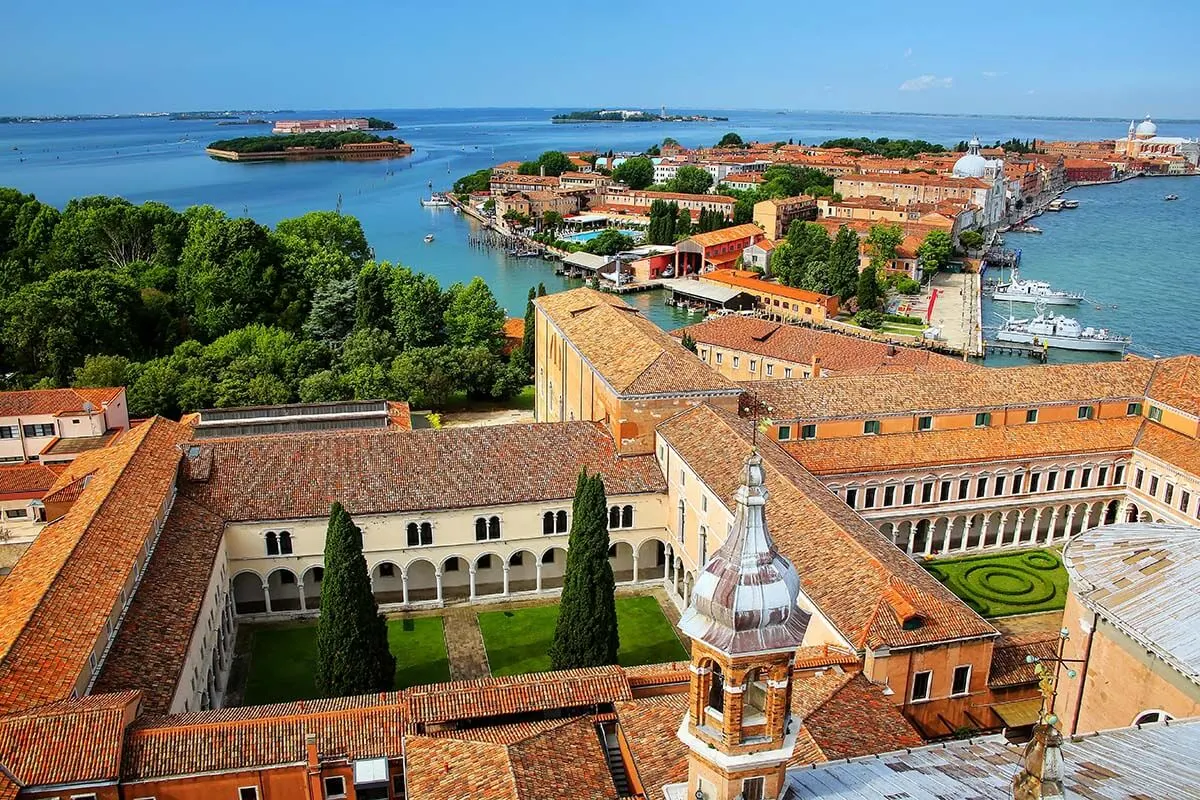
[420,194,452,207]
[992,271,1082,306]
[995,308,1130,353]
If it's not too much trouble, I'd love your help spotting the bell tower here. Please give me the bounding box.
[676,451,810,800]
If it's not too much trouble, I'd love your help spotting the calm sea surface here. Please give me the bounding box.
[1,108,1197,360]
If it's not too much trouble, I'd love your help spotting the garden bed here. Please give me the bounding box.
[922,549,1068,618]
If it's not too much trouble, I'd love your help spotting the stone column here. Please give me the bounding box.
[297,582,307,612]
[262,583,272,614]
[1064,509,1076,539]
[979,515,992,550]
[1045,508,1059,545]
[942,519,954,553]
[469,566,477,600]
[535,562,543,593]
[401,572,409,605]
[631,554,639,584]
[434,570,443,603]
[502,564,510,596]
[907,523,917,554]
[960,517,971,552]
[925,523,935,556]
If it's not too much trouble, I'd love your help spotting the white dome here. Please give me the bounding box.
[953,153,987,178]
[1135,117,1157,138]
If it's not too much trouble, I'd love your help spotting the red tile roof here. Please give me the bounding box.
[672,316,973,377]
[93,496,226,714]
[701,270,836,306]
[622,661,691,688]
[682,223,765,249]
[1134,420,1200,479]
[182,422,665,522]
[989,634,1059,689]
[789,671,924,763]
[657,405,995,650]
[0,463,58,498]
[0,418,186,715]
[1146,355,1200,416]
[0,691,139,787]
[614,694,689,797]
[407,666,632,728]
[0,387,121,417]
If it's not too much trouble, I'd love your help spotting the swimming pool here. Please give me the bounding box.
[563,229,640,243]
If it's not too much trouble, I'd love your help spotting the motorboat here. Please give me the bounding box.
[423,234,435,243]
[992,271,1082,306]
[1164,194,1179,201]
[420,193,452,207]
[1010,225,1043,234]
[1061,199,1079,208]
[1046,199,1065,212]
[995,305,1130,353]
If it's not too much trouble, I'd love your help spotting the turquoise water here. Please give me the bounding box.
[1,108,1196,350]
[563,228,640,243]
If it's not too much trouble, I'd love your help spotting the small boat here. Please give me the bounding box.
[995,304,1129,353]
[1061,199,1079,209]
[1046,199,1064,212]
[1010,225,1043,234]
[420,193,451,207]
[423,234,435,243]
[1164,194,1179,201]
[992,271,1082,306]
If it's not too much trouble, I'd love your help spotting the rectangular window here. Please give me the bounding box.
[1025,408,1038,423]
[3,509,28,520]
[1013,473,1024,493]
[864,487,877,508]
[1114,465,1124,485]
[1064,469,1075,489]
[1098,466,1108,485]
[732,356,740,368]
[951,665,971,697]
[884,485,896,507]
[1046,472,1058,491]
[917,415,932,431]
[974,412,991,427]
[1081,467,1092,487]
[911,670,932,702]
[324,777,346,798]
[1029,473,1041,492]
[845,488,858,508]
[1078,405,1094,420]
[679,469,686,486]
[902,484,914,505]
[1181,490,1191,513]
[742,777,765,800]
[0,426,16,439]
[784,367,793,379]
[1149,476,1159,496]
[1149,406,1163,422]
[864,420,881,435]
[801,424,816,440]
[765,363,774,377]
[994,475,1006,495]
[1164,483,1174,504]
[715,352,723,365]
[777,425,791,441]
[1127,402,1142,416]
[957,479,969,500]
[940,481,951,502]
[976,477,988,497]
[21,423,55,438]
[698,348,707,360]
[748,359,757,373]
[239,789,259,800]
[921,482,933,503]
[1135,468,1144,489]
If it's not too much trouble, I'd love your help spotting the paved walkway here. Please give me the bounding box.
[922,271,981,356]
[442,609,492,680]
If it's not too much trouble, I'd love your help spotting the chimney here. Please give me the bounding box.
[810,355,822,378]
[1011,723,1066,800]
[306,733,319,769]
[886,344,897,358]
[539,165,546,178]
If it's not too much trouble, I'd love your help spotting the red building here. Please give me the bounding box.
[1064,159,1116,183]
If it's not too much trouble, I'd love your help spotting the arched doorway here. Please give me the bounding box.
[636,539,667,581]
[405,559,438,603]
[266,568,300,612]
[441,556,470,601]
[539,546,568,591]
[371,561,403,605]
[232,571,265,615]
[474,552,505,597]
[301,565,324,610]
[507,550,537,594]
[609,541,635,583]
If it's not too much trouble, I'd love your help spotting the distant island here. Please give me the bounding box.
[206,131,412,162]
[0,110,291,124]
[551,109,728,123]
[216,118,271,126]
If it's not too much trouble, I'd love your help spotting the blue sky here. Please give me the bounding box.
[3,0,1198,117]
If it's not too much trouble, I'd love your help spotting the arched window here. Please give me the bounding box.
[265,531,279,556]
[279,531,293,555]
[488,516,501,540]
[608,544,617,557]
[407,522,432,547]
[312,567,324,582]
[609,505,621,529]
[621,505,633,528]
[556,510,568,533]
[406,522,420,547]
[543,511,555,535]
[475,518,488,541]
[1134,710,1173,726]
[420,522,432,544]
[707,663,724,713]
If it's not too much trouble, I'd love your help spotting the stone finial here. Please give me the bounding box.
[1011,723,1066,800]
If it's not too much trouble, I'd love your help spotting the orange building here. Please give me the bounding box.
[699,269,839,323]
[674,223,767,274]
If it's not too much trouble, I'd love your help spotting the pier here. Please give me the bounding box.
[982,340,1048,362]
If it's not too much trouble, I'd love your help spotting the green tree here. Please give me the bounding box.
[518,151,573,177]
[644,144,661,157]
[518,286,537,375]
[299,369,350,403]
[959,229,984,251]
[584,229,635,256]
[857,264,881,312]
[315,502,395,697]
[611,156,654,189]
[669,165,713,195]
[828,226,862,300]
[549,470,619,670]
[389,346,459,409]
[444,277,506,352]
[453,168,493,195]
[389,266,446,350]
[717,132,744,148]
[866,224,904,273]
[916,230,953,275]
[355,261,393,332]
[541,210,564,231]
[72,354,131,389]
[275,211,370,267]
[675,207,692,238]
[303,278,357,348]
[680,332,698,353]
[661,137,680,148]
[775,222,831,289]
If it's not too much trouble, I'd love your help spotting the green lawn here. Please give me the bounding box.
[241,616,450,705]
[478,595,688,676]
[922,549,1068,618]
[880,322,927,337]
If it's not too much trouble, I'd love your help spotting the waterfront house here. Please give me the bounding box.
[1064,158,1116,183]
[490,173,561,194]
[753,194,818,239]
[698,270,839,324]
[599,188,736,221]
[674,223,767,275]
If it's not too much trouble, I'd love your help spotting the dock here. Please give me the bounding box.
[983,340,1048,362]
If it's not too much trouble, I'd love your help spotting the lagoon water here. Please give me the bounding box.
[1,108,1197,358]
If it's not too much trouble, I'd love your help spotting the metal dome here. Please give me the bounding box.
[1135,116,1158,138]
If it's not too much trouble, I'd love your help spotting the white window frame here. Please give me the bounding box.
[323,775,347,798]
[951,664,972,697]
[239,789,260,800]
[911,670,932,702]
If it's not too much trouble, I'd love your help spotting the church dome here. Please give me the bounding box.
[953,135,987,178]
[1135,116,1158,139]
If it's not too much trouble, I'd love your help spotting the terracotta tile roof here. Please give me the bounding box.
[1146,355,1200,416]
[657,405,995,650]
[39,430,121,456]
[614,694,689,797]
[789,671,924,763]
[123,693,406,780]
[407,666,632,727]
[93,496,226,714]
[838,172,991,190]
[0,417,186,715]
[701,270,835,305]
[0,691,139,787]
[404,716,618,800]
[1135,420,1200,476]
[182,421,665,522]
[784,417,1144,476]
[0,387,121,417]
[672,316,972,377]
[683,223,764,249]
[794,644,861,670]
[752,359,1157,421]
[503,317,526,340]
[605,189,736,205]
[722,172,764,183]
[535,288,738,397]
[748,238,777,251]
[426,717,573,745]
[988,633,1059,689]
[0,463,58,498]
[621,661,691,688]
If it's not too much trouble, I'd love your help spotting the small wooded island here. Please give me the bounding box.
[551,109,728,123]
[205,131,413,162]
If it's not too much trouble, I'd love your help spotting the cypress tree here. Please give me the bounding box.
[549,470,619,670]
[681,332,698,353]
[519,286,536,374]
[315,502,396,697]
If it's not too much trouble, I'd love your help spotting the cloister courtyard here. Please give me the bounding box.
[229,590,688,705]
[921,547,1069,618]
